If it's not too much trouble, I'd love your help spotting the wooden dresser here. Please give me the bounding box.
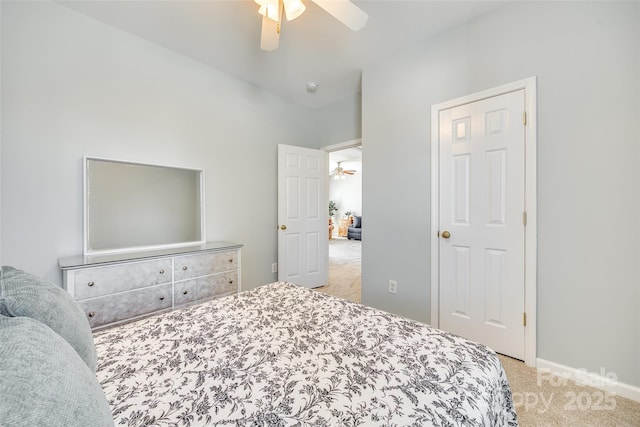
[59,242,242,330]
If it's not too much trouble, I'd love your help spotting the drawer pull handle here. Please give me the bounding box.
[229,280,234,284]
[183,290,188,295]
[182,266,188,271]
[159,269,165,274]
[228,259,233,263]
[159,296,165,301]
[88,312,96,318]
[88,281,95,287]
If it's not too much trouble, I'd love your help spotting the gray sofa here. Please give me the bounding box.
[347,215,362,240]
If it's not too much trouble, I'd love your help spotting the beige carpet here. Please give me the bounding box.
[315,238,361,303]
[314,240,640,425]
[500,355,640,426]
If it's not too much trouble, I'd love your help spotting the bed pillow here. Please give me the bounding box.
[0,266,96,371]
[0,315,114,426]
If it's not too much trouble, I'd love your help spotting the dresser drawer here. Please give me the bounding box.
[79,283,172,328]
[174,250,238,281]
[174,271,238,306]
[72,259,172,300]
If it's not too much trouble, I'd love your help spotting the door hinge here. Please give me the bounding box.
[523,111,527,126]
[523,211,527,226]
[523,312,527,327]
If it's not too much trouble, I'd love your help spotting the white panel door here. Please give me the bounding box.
[439,90,525,360]
[277,144,328,288]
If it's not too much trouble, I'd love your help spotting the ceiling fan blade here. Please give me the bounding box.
[344,170,356,175]
[260,7,282,51]
[310,0,368,31]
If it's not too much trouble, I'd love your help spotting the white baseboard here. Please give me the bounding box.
[536,358,640,403]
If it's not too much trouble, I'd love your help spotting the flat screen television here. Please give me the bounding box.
[84,157,205,255]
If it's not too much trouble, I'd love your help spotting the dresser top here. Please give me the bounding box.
[59,241,243,270]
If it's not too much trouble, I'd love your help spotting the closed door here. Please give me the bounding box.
[438,90,525,360]
[277,144,328,288]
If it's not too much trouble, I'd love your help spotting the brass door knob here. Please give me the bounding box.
[280,225,287,230]
[441,230,451,239]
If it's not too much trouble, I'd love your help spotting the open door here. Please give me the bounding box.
[277,144,328,288]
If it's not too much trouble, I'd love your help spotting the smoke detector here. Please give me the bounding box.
[306,82,319,93]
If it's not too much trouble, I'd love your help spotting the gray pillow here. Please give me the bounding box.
[0,266,96,371]
[0,316,114,426]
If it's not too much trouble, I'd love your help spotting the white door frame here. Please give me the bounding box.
[430,77,537,367]
[323,138,362,154]
[322,138,362,262]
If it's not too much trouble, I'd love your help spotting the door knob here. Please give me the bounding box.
[280,225,287,230]
[441,230,451,239]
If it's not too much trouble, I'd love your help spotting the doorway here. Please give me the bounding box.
[430,78,537,366]
[316,140,362,303]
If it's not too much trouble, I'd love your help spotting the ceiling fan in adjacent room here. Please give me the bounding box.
[256,0,368,51]
[331,161,357,179]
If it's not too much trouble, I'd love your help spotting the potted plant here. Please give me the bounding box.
[329,200,338,218]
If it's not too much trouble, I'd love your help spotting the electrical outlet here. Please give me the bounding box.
[388,280,398,294]
[272,263,278,273]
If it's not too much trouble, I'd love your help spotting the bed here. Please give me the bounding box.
[94,282,517,426]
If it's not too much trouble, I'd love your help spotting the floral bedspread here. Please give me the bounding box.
[94,282,517,426]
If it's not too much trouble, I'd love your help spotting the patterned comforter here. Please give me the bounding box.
[94,282,517,426]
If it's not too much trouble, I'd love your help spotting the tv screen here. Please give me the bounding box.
[84,157,204,255]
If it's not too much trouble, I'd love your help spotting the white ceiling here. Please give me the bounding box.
[59,0,506,109]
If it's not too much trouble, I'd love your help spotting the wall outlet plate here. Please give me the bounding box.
[272,263,278,273]
[389,280,398,294]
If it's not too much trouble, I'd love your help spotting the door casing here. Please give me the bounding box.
[430,77,537,367]
[322,138,363,260]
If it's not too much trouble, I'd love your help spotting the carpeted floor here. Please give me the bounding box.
[500,354,640,426]
[315,239,640,425]
[315,237,361,303]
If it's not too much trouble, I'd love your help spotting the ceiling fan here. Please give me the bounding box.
[332,161,357,179]
[255,0,369,51]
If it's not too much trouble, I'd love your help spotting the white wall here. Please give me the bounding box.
[0,1,319,288]
[315,94,361,146]
[362,1,640,387]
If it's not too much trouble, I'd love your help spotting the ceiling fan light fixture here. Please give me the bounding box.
[331,161,356,179]
[258,0,368,51]
[283,0,305,21]
[258,0,280,22]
